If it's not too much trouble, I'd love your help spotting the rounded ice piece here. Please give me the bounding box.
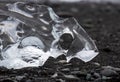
[0,2,99,69]
[20,36,45,49]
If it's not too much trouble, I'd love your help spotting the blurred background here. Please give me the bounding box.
[0,0,120,3]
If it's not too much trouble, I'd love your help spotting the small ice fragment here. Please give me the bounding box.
[66,50,99,62]
[0,2,99,69]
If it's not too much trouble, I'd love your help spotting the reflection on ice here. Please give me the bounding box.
[0,2,98,69]
[21,36,45,49]
[7,2,34,18]
[0,18,20,42]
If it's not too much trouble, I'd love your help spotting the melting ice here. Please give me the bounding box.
[0,2,98,69]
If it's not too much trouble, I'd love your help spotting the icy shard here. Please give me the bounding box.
[0,2,98,69]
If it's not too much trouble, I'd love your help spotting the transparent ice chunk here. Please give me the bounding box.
[0,2,98,69]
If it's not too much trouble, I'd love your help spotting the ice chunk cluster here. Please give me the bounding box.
[0,2,98,69]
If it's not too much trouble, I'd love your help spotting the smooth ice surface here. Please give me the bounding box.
[21,36,45,49]
[0,2,99,69]
[7,2,33,18]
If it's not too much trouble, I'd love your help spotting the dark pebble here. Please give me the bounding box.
[16,76,25,81]
[55,79,65,82]
[92,62,101,67]
[71,71,87,78]
[94,78,103,82]
[86,74,93,81]
[101,68,118,77]
[0,67,8,73]
[102,76,111,80]
[63,75,79,81]
[58,33,74,50]
[56,54,66,61]
[102,47,112,52]
[43,57,56,69]
[34,78,50,82]
[102,66,120,72]
[93,73,101,79]
[26,79,32,82]
[61,68,70,74]
[2,79,14,82]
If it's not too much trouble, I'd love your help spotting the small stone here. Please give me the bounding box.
[0,66,8,72]
[51,73,58,78]
[56,54,66,61]
[84,23,94,28]
[93,73,101,79]
[63,63,72,67]
[102,76,111,80]
[102,48,112,52]
[83,19,92,24]
[102,76,107,80]
[70,7,78,13]
[16,76,25,81]
[101,68,118,77]
[43,57,56,68]
[94,78,102,82]
[61,68,70,73]
[20,77,27,82]
[72,68,79,71]
[102,66,120,72]
[86,74,92,80]
[26,79,32,82]
[90,70,95,75]
[34,78,52,82]
[57,60,67,64]
[56,79,65,82]
[64,75,79,80]
[39,70,48,76]
[92,62,101,67]
[62,63,72,69]
[112,67,120,72]
[24,73,29,77]
[71,71,87,77]
[83,19,94,28]
[2,79,14,82]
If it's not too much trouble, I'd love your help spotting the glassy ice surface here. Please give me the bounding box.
[0,2,98,69]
